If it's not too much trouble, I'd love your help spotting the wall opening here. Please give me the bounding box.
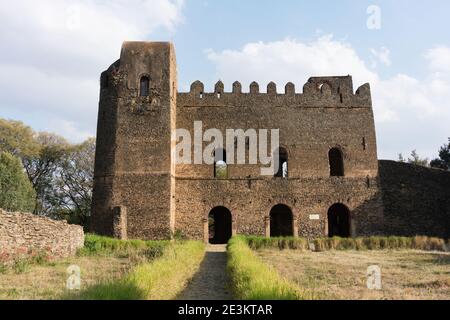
[274,147,288,178]
[329,147,344,177]
[140,76,150,97]
[270,204,293,237]
[208,206,232,244]
[327,203,351,238]
[214,148,228,178]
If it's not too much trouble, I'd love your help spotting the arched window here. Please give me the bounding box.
[214,148,227,179]
[139,76,150,97]
[329,147,344,177]
[274,147,288,178]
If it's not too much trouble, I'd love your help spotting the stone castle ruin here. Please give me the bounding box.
[91,42,450,243]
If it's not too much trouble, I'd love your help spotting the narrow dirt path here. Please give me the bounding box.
[177,244,233,300]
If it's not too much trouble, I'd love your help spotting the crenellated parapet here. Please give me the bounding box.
[178,76,372,108]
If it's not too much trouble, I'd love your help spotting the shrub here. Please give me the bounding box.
[0,263,7,274]
[227,236,301,300]
[0,152,36,212]
[13,258,30,274]
[244,235,447,252]
[78,234,168,258]
[413,236,446,251]
[246,236,308,251]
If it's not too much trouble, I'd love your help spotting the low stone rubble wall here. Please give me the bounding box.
[0,209,84,264]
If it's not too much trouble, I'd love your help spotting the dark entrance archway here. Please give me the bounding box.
[208,206,232,244]
[270,204,293,237]
[327,203,351,238]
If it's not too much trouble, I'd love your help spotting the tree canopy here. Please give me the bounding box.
[0,118,94,229]
[430,138,450,170]
[0,151,36,212]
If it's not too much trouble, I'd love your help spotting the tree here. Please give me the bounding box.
[398,150,429,167]
[0,118,39,158]
[0,152,36,212]
[0,117,95,228]
[22,132,71,215]
[430,138,450,170]
[53,138,95,228]
[407,150,429,167]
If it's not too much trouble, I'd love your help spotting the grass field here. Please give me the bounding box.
[256,249,450,300]
[0,234,168,300]
[0,255,133,300]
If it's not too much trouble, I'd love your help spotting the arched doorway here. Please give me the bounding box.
[270,204,293,237]
[208,206,232,244]
[327,203,351,238]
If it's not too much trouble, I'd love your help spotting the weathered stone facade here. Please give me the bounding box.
[0,210,84,263]
[90,41,448,242]
[379,161,450,239]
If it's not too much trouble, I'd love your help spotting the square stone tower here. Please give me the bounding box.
[90,42,177,240]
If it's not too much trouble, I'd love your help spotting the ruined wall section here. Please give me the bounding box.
[174,178,383,240]
[0,210,84,264]
[174,76,384,240]
[379,161,450,239]
[91,60,121,236]
[176,77,377,179]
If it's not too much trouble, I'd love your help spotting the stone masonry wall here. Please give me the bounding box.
[91,41,383,240]
[0,210,84,264]
[379,161,450,239]
[174,76,383,240]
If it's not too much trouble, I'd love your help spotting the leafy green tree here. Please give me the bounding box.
[430,138,450,170]
[22,132,70,214]
[0,117,95,227]
[53,138,95,228]
[0,152,36,212]
[0,119,39,158]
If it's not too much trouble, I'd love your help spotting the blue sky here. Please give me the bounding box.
[0,0,449,160]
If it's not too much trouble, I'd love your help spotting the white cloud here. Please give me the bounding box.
[370,46,391,67]
[206,36,377,91]
[0,0,184,142]
[206,36,450,160]
[425,46,450,73]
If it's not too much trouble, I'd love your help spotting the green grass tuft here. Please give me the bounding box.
[78,234,168,258]
[71,240,205,300]
[227,236,302,300]
[245,235,448,252]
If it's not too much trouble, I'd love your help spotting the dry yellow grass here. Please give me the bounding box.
[256,249,450,300]
[0,256,133,300]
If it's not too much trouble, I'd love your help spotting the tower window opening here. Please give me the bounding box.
[140,76,150,97]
